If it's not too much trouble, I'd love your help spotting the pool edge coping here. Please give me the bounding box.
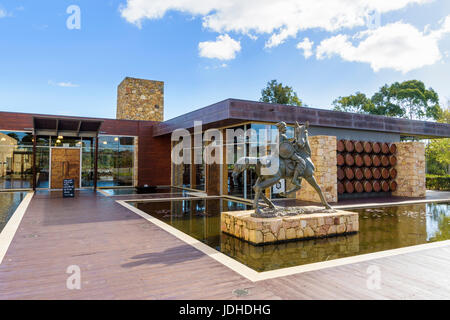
[116,199,450,283]
[0,192,34,265]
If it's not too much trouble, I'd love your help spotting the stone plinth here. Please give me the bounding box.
[392,142,426,198]
[296,135,338,203]
[221,208,358,245]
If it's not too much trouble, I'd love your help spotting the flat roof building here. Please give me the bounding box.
[0,77,449,203]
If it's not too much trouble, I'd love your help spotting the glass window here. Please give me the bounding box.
[81,138,95,187]
[0,131,34,189]
[193,139,205,191]
[172,140,191,188]
[51,136,81,147]
[36,136,50,188]
[97,136,135,187]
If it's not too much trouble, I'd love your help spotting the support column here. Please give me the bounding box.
[392,141,426,197]
[297,135,338,203]
[94,135,99,192]
[32,133,37,191]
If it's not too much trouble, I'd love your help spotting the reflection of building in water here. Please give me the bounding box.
[358,204,427,251]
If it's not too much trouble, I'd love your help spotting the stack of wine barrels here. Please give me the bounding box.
[337,140,397,197]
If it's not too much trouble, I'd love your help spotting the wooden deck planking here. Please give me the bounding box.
[0,190,449,300]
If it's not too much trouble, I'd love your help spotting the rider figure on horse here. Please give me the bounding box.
[275,121,306,188]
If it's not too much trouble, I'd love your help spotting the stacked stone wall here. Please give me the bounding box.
[392,142,426,197]
[296,135,338,203]
[117,77,164,121]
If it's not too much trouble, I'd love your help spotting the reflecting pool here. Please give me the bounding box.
[0,192,27,233]
[131,200,450,272]
[102,187,196,196]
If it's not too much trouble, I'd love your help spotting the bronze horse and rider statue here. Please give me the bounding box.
[232,121,332,216]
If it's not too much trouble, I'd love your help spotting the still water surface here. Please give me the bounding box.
[0,192,27,233]
[132,199,450,272]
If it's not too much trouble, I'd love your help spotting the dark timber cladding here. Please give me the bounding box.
[152,99,450,138]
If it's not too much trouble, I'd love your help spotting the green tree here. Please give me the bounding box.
[371,80,442,120]
[437,108,450,124]
[260,80,303,106]
[333,80,442,120]
[426,109,450,175]
[332,92,375,114]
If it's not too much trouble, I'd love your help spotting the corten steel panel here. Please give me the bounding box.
[152,100,231,136]
[152,99,450,138]
[137,123,171,186]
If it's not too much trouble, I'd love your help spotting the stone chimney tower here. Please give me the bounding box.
[116,77,164,121]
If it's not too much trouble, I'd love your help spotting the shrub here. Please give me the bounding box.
[426,175,450,191]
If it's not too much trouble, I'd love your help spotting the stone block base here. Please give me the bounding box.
[221,208,359,245]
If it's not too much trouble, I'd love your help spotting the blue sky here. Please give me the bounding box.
[0,0,449,121]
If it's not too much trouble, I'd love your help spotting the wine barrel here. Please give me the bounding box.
[389,180,397,192]
[345,167,355,180]
[354,181,364,193]
[345,181,354,193]
[338,181,345,194]
[337,154,345,166]
[389,168,397,179]
[371,155,381,167]
[389,143,397,154]
[363,141,373,153]
[389,155,397,166]
[363,180,373,193]
[344,140,355,152]
[337,140,345,152]
[354,141,364,153]
[372,142,381,154]
[381,168,390,179]
[381,180,390,192]
[381,143,390,154]
[372,180,381,192]
[371,167,381,180]
[363,167,373,180]
[345,153,355,166]
[354,168,364,180]
[363,154,372,167]
[337,167,345,180]
[381,155,390,167]
[354,154,364,167]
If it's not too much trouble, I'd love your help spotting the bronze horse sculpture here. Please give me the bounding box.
[232,121,331,215]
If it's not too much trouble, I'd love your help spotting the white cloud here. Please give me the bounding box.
[48,81,80,88]
[198,34,241,60]
[0,8,8,18]
[120,0,430,48]
[297,37,314,59]
[120,0,450,71]
[316,17,450,73]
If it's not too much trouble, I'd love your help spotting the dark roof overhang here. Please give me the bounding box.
[33,116,103,138]
[152,99,450,139]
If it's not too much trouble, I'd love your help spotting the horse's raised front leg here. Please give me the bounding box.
[305,175,332,209]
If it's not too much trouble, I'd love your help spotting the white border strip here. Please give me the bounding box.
[0,192,34,264]
[336,198,449,210]
[117,200,450,282]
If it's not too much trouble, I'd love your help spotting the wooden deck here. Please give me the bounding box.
[1,191,449,300]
